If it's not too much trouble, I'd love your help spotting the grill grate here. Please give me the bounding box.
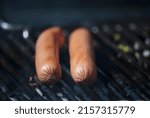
[0,21,150,101]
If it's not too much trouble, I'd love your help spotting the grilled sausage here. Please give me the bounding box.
[35,27,65,84]
[69,28,97,86]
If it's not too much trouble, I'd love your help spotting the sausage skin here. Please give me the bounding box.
[35,27,65,84]
[69,28,97,86]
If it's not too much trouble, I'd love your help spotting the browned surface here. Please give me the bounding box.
[69,28,97,86]
[35,27,65,84]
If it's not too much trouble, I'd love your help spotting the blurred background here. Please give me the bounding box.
[0,0,150,26]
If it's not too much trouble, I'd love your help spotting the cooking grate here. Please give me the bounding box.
[0,21,150,101]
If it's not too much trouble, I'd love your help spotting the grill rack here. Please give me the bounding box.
[0,21,150,101]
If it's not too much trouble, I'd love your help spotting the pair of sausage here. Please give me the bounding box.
[35,27,97,86]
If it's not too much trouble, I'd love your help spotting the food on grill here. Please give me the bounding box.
[35,27,65,84]
[69,28,97,86]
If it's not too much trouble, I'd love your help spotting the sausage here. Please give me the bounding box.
[35,27,65,84]
[69,28,97,86]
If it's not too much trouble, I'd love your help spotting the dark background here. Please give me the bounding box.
[0,0,150,26]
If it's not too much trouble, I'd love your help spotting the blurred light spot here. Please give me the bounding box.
[115,24,122,31]
[113,33,121,41]
[134,42,140,50]
[118,44,131,53]
[145,38,150,45]
[1,22,11,29]
[129,23,136,30]
[23,29,29,39]
[91,26,99,33]
[143,50,150,57]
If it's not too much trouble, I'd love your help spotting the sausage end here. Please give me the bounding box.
[37,64,61,85]
[71,64,97,86]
